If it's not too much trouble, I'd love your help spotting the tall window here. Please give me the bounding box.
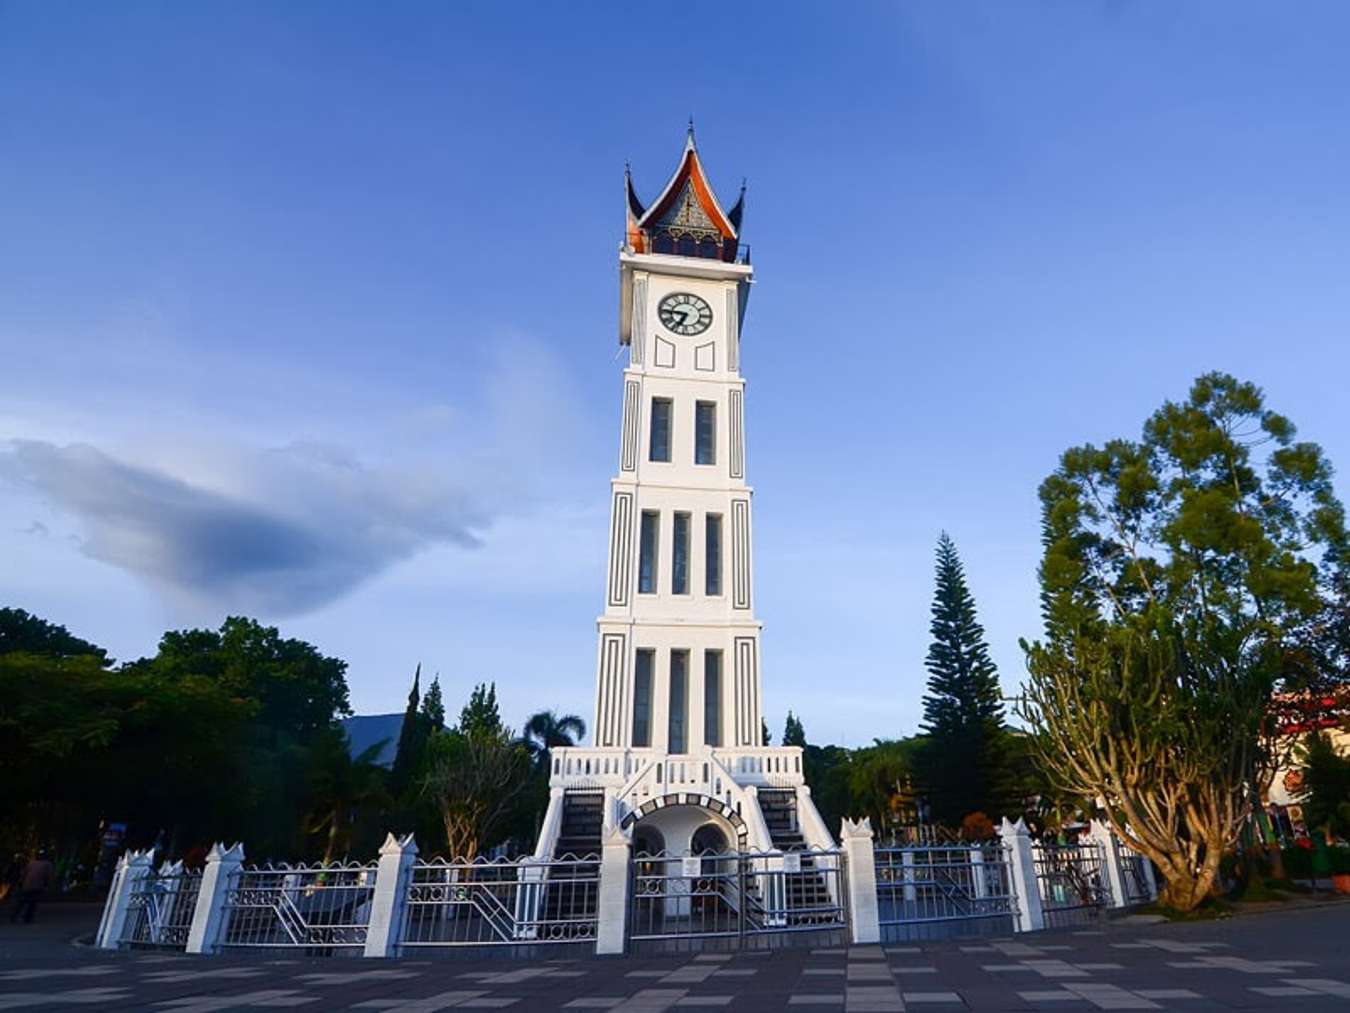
[668,649,689,754]
[650,398,672,462]
[672,512,690,594]
[705,514,722,596]
[695,401,716,465]
[638,511,658,594]
[704,650,722,747]
[632,649,654,747]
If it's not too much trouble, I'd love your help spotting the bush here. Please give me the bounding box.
[1281,844,1313,878]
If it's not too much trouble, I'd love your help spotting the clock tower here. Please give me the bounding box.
[540,130,834,862]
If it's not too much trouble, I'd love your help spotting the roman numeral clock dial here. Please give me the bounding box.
[658,292,713,336]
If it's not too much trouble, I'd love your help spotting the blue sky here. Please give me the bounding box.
[3,1,1349,744]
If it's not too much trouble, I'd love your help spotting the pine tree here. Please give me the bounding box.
[761,718,772,746]
[459,682,503,740]
[918,533,1009,825]
[782,711,806,748]
[390,664,423,797]
[421,675,446,731]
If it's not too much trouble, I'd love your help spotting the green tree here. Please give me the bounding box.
[1295,732,1350,841]
[139,616,350,741]
[421,676,446,730]
[1021,372,1349,911]
[458,682,502,740]
[849,738,921,838]
[304,726,391,863]
[522,710,586,773]
[761,718,771,746]
[0,607,108,661]
[422,727,531,860]
[917,533,1009,824]
[390,664,424,798]
[782,711,806,748]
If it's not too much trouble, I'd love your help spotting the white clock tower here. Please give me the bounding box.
[540,131,834,861]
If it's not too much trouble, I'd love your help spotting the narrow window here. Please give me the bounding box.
[672,512,690,594]
[632,649,653,747]
[649,398,672,462]
[695,401,716,465]
[705,514,722,596]
[704,650,722,747]
[668,649,688,754]
[638,511,658,594]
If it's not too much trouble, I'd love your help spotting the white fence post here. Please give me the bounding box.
[970,847,989,900]
[999,817,1044,933]
[95,848,153,949]
[840,817,881,945]
[595,824,632,955]
[364,833,418,958]
[1089,820,1128,908]
[186,842,244,955]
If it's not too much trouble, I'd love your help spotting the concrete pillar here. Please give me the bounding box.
[364,833,419,958]
[186,842,244,955]
[840,817,880,945]
[1089,820,1128,908]
[595,824,632,955]
[96,848,153,949]
[999,817,1044,933]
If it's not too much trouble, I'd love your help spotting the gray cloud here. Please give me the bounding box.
[0,439,492,616]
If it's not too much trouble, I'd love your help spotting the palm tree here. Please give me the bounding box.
[305,726,391,863]
[522,710,586,773]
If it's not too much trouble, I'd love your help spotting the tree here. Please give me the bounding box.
[523,710,586,773]
[305,726,390,863]
[390,665,424,798]
[917,533,1009,824]
[421,676,446,730]
[458,682,502,740]
[761,718,771,746]
[422,728,531,860]
[1021,372,1349,911]
[1295,732,1350,841]
[139,616,350,742]
[782,711,806,748]
[848,738,921,837]
[0,607,108,661]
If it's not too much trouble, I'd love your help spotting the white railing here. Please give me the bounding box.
[550,745,805,791]
[220,861,376,949]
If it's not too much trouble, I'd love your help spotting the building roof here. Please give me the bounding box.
[340,713,402,768]
[625,128,744,257]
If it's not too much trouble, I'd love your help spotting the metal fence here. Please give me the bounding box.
[120,863,202,949]
[628,849,846,951]
[1033,842,1107,927]
[401,854,600,949]
[220,861,376,951]
[874,845,1016,942]
[1118,844,1154,905]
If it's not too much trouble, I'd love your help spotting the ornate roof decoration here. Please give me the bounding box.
[625,130,743,262]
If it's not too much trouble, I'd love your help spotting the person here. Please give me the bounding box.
[9,849,54,924]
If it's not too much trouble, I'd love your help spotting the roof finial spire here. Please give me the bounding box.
[687,115,696,144]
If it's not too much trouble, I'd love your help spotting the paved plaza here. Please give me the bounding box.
[3,902,1350,1010]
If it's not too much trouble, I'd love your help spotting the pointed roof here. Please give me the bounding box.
[636,131,739,240]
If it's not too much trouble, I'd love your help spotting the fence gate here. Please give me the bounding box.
[1033,842,1108,928]
[628,849,846,951]
[220,862,376,951]
[121,863,202,950]
[401,854,600,949]
[874,845,1016,942]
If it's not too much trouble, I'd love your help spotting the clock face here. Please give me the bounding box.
[658,292,713,336]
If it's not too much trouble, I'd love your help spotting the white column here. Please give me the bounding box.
[970,848,989,900]
[999,818,1045,933]
[901,850,917,904]
[1089,820,1128,908]
[840,817,881,945]
[595,825,632,955]
[364,833,419,958]
[96,848,153,949]
[186,842,244,954]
